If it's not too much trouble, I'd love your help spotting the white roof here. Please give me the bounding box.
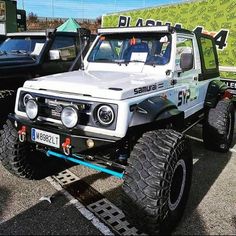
[7,32,46,37]
[98,26,170,34]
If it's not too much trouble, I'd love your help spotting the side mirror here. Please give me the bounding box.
[49,50,61,61]
[180,53,193,72]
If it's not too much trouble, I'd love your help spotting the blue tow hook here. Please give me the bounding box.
[46,150,124,179]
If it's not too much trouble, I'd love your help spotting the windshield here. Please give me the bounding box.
[0,36,46,55]
[87,33,171,65]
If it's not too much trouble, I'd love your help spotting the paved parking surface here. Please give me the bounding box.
[0,121,236,235]
[0,166,101,235]
[69,130,236,235]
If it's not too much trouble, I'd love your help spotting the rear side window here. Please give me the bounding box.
[51,36,76,61]
[200,37,217,70]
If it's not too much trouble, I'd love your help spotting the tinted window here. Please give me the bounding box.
[51,36,76,61]
[0,37,45,54]
[200,37,217,70]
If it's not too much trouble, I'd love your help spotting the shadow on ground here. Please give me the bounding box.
[233,216,236,230]
[0,187,10,223]
[0,191,102,235]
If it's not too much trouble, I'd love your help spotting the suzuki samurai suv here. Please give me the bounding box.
[1,26,234,234]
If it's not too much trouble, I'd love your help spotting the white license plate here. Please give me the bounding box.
[31,128,60,148]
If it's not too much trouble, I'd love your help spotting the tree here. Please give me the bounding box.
[95,16,101,26]
[28,12,38,23]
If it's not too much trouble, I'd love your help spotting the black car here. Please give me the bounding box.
[0,35,6,44]
[0,28,92,125]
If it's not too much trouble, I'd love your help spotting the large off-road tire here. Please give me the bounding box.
[0,90,15,161]
[203,99,234,152]
[1,119,63,179]
[0,90,15,127]
[122,129,193,235]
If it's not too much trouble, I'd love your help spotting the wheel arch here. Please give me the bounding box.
[129,96,184,129]
[204,80,229,108]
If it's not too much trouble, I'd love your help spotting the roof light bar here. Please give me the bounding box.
[98,26,171,34]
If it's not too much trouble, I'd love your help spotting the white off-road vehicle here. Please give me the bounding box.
[1,26,234,234]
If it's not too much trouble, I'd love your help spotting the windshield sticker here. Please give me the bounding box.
[130,52,148,62]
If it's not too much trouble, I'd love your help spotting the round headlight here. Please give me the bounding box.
[23,93,33,107]
[97,105,114,126]
[26,99,38,120]
[61,106,78,128]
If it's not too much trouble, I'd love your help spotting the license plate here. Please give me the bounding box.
[31,128,60,148]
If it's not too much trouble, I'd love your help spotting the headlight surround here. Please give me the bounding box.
[26,99,38,120]
[23,93,33,107]
[61,106,78,128]
[96,105,115,126]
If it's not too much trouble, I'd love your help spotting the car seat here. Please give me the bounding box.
[162,43,171,64]
[147,42,171,65]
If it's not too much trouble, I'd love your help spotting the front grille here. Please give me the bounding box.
[18,91,118,131]
[40,98,92,124]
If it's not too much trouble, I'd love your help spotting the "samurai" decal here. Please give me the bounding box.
[134,84,157,94]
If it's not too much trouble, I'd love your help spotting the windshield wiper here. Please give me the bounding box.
[125,60,145,63]
[94,58,111,62]
[114,59,146,65]
[10,50,29,55]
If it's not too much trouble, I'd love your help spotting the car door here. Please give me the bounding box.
[40,35,77,75]
[174,35,202,118]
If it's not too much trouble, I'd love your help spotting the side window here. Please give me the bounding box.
[176,37,193,71]
[200,37,217,70]
[51,36,76,61]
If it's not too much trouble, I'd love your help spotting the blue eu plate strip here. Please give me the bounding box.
[46,150,124,179]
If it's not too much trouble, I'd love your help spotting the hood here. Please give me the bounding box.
[0,54,36,67]
[24,70,168,100]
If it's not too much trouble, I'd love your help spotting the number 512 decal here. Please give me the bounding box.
[178,89,191,106]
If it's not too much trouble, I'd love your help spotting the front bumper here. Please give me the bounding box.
[9,113,119,154]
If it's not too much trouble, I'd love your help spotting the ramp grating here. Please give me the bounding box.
[52,170,144,235]
[88,198,142,235]
[52,170,80,185]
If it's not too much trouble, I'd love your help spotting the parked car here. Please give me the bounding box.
[0,28,92,126]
